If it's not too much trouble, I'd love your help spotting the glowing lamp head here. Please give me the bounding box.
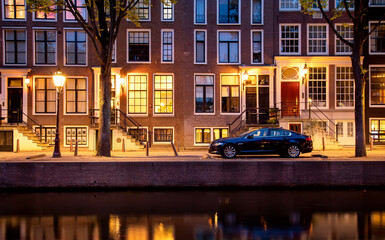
[302,63,308,76]
[242,70,249,81]
[24,77,30,86]
[53,70,65,89]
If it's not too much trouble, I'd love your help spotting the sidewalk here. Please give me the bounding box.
[1,146,384,162]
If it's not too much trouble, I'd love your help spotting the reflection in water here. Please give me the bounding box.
[1,190,385,239]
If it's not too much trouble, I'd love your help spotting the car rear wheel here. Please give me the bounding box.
[287,145,300,158]
[221,144,237,158]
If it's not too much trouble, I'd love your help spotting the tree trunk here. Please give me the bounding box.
[351,51,367,157]
[96,63,112,157]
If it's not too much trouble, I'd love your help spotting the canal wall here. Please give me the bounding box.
[1,161,385,189]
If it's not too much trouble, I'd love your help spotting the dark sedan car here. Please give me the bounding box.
[209,128,313,158]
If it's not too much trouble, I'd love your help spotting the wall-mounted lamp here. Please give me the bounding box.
[302,63,308,84]
[241,70,249,91]
[24,76,30,89]
[118,77,125,92]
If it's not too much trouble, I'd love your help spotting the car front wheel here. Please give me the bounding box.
[287,145,300,158]
[221,144,237,158]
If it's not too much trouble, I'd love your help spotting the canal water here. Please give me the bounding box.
[1,190,385,240]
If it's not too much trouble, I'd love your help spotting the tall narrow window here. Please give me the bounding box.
[35,30,56,65]
[280,25,300,54]
[252,31,262,63]
[4,0,25,19]
[218,0,239,23]
[162,0,174,21]
[136,0,150,20]
[65,30,86,65]
[369,23,385,54]
[35,78,56,113]
[154,75,173,114]
[65,0,86,21]
[128,75,147,114]
[195,30,206,63]
[308,67,327,107]
[128,31,150,62]
[252,0,262,24]
[336,24,353,54]
[218,31,239,63]
[308,25,328,54]
[4,29,26,64]
[221,75,240,113]
[66,78,87,114]
[370,67,385,106]
[161,30,173,63]
[336,66,354,108]
[195,0,206,24]
[195,75,214,113]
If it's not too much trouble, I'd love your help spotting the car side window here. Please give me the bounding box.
[252,129,269,137]
[271,129,292,136]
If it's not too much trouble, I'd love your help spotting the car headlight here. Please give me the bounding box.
[211,142,224,147]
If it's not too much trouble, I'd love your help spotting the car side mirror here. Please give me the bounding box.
[247,135,253,139]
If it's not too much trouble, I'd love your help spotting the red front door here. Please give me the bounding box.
[281,82,299,117]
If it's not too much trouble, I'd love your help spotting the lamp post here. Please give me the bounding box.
[52,70,66,158]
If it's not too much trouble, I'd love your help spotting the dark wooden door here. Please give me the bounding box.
[246,87,257,124]
[258,87,269,124]
[0,131,13,151]
[8,88,23,123]
[281,82,299,117]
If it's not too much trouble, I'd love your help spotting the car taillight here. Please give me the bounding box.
[305,136,312,142]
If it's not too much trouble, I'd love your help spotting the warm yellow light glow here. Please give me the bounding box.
[308,98,312,103]
[24,77,30,86]
[214,212,218,229]
[302,63,308,76]
[242,70,249,81]
[109,215,121,240]
[53,70,66,90]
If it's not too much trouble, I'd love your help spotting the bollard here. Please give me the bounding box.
[122,138,125,152]
[74,140,78,156]
[370,137,374,151]
[16,139,20,153]
[146,141,149,157]
[177,138,180,152]
[171,142,178,157]
[70,139,73,152]
[322,137,325,151]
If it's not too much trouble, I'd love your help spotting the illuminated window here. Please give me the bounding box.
[66,78,87,114]
[218,0,239,23]
[370,67,385,106]
[66,127,87,145]
[128,31,150,62]
[128,75,147,114]
[154,129,173,142]
[65,0,86,21]
[308,67,327,107]
[214,128,228,140]
[336,66,354,108]
[195,128,211,144]
[4,0,25,19]
[221,75,240,113]
[4,29,26,64]
[35,78,56,113]
[370,120,385,144]
[195,75,214,113]
[154,75,173,114]
[35,30,56,65]
[280,25,300,54]
[162,0,174,21]
[65,30,86,65]
[308,25,328,54]
[218,31,240,63]
[162,30,173,63]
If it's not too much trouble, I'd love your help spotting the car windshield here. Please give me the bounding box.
[238,129,256,137]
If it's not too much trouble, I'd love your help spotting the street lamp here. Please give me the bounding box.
[52,70,66,158]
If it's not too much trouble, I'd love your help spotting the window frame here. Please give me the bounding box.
[33,7,57,21]
[63,76,88,115]
[194,73,215,115]
[127,73,148,116]
[335,65,355,109]
[137,0,151,21]
[63,28,88,66]
[369,0,385,7]
[194,127,229,146]
[250,0,263,25]
[335,0,354,10]
[369,65,385,108]
[307,24,329,55]
[153,127,174,144]
[161,29,174,64]
[63,0,87,22]
[335,23,353,55]
[33,76,57,115]
[33,28,57,66]
[194,29,207,64]
[308,66,328,109]
[161,0,174,21]
[3,28,27,66]
[279,24,301,55]
[64,126,88,147]
[126,29,151,64]
[217,30,241,65]
[279,0,301,11]
[34,125,56,145]
[194,0,207,25]
[220,74,241,115]
[2,0,26,21]
[153,74,174,116]
[251,30,264,64]
[369,21,385,55]
[217,0,241,25]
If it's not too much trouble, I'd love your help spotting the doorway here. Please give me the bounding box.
[281,82,299,117]
[246,86,257,124]
[7,78,23,123]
